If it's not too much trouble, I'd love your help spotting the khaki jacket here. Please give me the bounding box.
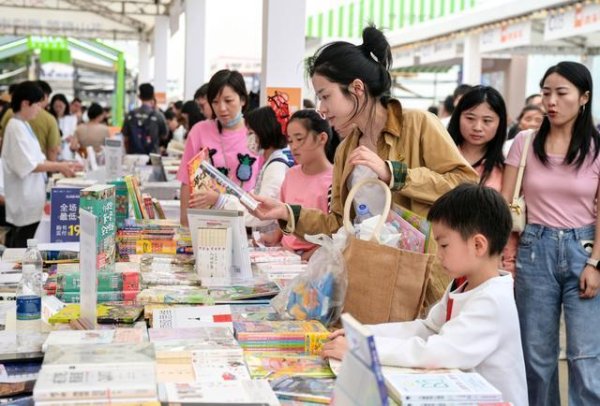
[293,99,479,238]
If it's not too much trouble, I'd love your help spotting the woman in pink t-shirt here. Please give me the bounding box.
[176,70,259,226]
[279,109,336,261]
[447,85,506,192]
[502,61,600,405]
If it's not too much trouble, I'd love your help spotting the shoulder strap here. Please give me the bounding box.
[512,130,534,202]
[266,157,293,168]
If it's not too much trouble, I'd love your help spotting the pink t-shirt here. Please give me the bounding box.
[280,165,333,251]
[506,130,600,229]
[474,163,503,192]
[176,120,259,191]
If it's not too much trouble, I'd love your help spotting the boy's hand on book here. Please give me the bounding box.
[249,194,289,221]
[321,334,348,361]
[190,189,219,209]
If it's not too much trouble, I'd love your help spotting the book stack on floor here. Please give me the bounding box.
[33,343,159,405]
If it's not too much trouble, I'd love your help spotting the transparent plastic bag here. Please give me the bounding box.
[270,234,347,327]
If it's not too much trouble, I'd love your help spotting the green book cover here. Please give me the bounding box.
[80,184,116,273]
[109,179,129,229]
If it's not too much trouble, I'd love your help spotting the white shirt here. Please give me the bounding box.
[1,118,46,226]
[368,273,528,406]
[217,149,291,229]
[58,115,78,139]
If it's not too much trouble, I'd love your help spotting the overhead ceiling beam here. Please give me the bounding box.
[62,0,148,33]
[0,25,145,41]
[0,1,166,16]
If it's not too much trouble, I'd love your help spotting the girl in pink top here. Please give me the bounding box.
[447,85,506,192]
[280,110,336,261]
[502,61,600,405]
[177,70,259,226]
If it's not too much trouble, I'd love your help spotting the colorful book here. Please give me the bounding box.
[389,205,432,252]
[152,198,165,220]
[47,304,143,324]
[208,281,280,303]
[136,286,212,305]
[56,271,140,293]
[124,175,143,220]
[109,179,129,229]
[198,160,259,210]
[244,352,334,379]
[233,320,329,354]
[79,184,116,273]
[270,376,335,404]
[187,148,226,202]
[143,194,155,220]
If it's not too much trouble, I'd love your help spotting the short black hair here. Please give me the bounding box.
[71,97,82,104]
[173,100,183,110]
[181,100,204,129]
[138,83,154,101]
[164,109,176,121]
[194,83,209,100]
[442,95,454,115]
[525,93,541,105]
[50,93,70,117]
[7,83,17,96]
[35,80,52,96]
[427,184,512,256]
[245,106,287,150]
[11,81,44,112]
[87,103,104,120]
[453,84,472,100]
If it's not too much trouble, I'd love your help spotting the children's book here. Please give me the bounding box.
[159,380,280,405]
[244,352,334,379]
[270,376,335,404]
[384,372,503,403]
[152,305,234,329]
[187,148,226,201]
[233,320,329,354]
[389,205,432,252]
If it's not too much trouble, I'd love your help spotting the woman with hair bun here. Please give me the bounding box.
[252,26,478,307]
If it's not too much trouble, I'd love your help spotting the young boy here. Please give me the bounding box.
[322,184,528,405]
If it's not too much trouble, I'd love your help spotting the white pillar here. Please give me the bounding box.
[153,15,169,107]
[138,41,150,84]
[462,34,482,85]
[505,55,528,121]
[184,0,208,100]
[260,0,306,111]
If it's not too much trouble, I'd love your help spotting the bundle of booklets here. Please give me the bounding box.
[234,320,329,354]
[139,254,201,288]
[124,174,166,220]
[116,219,193,260]
[54,270,140,303]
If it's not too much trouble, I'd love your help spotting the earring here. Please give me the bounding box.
[581,104,586,114]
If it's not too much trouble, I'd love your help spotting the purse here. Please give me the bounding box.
[510,130,534,233]
[341,178,433,325]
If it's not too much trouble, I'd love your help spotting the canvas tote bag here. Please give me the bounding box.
[342,178,434,325]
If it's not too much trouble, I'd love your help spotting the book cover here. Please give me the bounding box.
[33,363,156,401]
[143,194,155,220]
[191,351,250,381]
[47,304,143,325]
[332,313,389,406]
[152,305,233,329]
[384,372,503,402]
[187,148,226,200]
[234,320,329,354]
[389,205,432,252]
[159,380,280,405]
[124,175,143,220]
[136,286,212,305]
[79,184,116,273]
[270,376,335,404]
[109,179,129,229]
[149,326,241,361]
[244,352,334,379]
[50,187,82,243]
[208,281,280,302]
[42,343,155,366]
[42,329,147,351]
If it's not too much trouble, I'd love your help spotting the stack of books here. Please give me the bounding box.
[233,320,329,354]
[124,175,166,220]
[116,220,192,260]
[54,270,140,303]
[47,303,144,325]
[33,343,158,404]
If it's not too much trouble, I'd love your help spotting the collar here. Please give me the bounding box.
[346,98,404,141]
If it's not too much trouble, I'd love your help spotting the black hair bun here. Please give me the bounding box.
[361,25,392,70]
